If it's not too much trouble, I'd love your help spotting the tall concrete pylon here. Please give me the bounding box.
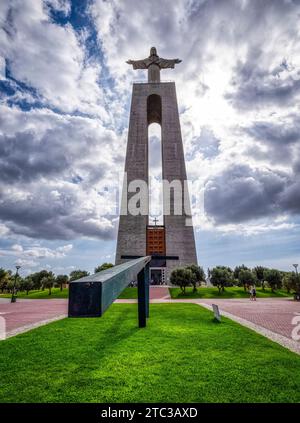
[116,47,197,283]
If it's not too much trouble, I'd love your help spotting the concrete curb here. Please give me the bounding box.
[4,314,67,340]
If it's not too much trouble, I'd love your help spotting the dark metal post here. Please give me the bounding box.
[293,264,300,300]
[145,263,150,318]
[137,267,147,328]
[11,265,20,303]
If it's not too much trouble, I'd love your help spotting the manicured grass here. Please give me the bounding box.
[0,303,300,403]
[0,286,292,300]
[169,286,292,299]
[0,288,69,299]
[0,287,138,300]
[118,287,138,299]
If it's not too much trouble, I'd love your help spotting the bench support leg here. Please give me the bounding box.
[138,264,149,328]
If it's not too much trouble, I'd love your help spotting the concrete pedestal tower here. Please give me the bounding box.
[116,47,197,283]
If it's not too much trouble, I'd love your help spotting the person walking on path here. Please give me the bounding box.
[252,285,257,301]
[249,285,257,301]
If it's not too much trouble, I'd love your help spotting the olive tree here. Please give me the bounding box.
[20,277,34,295]
[95,263,114,273]
[55,274,69,291]
[186,265,205,292]
[69,270,90,282]
[254,266,267,290]
[31,270,54,290]
[282,272,298,294]
[233,265,250,283]
[170,267,196,294]
[41,275,55,295]
[210,266,233,294]
[0,268,11,293]
[238,269,257,292]
[263,269,282,292]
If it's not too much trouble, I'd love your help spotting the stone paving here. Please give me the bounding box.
[149,286,171,300]
[199,298,300,341]
[0,299,67,338]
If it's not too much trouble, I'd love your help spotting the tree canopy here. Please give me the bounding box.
[170,267,196,294]
[263,269,282,292]
[69,270,90,282]
[233,264,250,279]
[238,269,257,291]
[210,266,233,293]
[94,263,114,273]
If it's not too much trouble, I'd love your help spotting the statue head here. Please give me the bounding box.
[150,47,158,57]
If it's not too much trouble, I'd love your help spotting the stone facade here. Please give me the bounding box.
[115,81,197,281]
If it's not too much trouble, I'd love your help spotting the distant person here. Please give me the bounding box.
[249,286,257,301]
[249,285,253,301]
[252,286,257,301]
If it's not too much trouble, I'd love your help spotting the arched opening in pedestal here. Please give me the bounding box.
[147,94,166,279]
[148,122,163,226]
[147,94,163,227]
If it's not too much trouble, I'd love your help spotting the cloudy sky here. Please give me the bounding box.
[0,0,300,275]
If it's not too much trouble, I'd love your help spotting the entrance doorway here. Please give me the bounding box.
[150,268,166,285]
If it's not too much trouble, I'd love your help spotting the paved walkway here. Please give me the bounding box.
[149,286,170,300]
[200,298,299,339]
[0,299,67,338]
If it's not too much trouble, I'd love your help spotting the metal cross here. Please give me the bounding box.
[152,217,158,226]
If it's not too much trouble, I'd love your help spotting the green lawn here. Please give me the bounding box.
[0,303,300,403]
[169,286,292,299]
[118,287,138,299]
[0,286,292,300]
[0,287,137,300]
[0,288,69,299]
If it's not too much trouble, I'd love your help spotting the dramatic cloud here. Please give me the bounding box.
[226,55,300,110]
[204,164,296,224]
[244,115,300,165]
[0,0,109,118]
[0,0,300,271]
[0,242,74,269]
[0,105,123,240]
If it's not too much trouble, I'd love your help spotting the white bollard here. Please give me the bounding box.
[212,304,221,322]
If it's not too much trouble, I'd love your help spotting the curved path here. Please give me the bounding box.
[0,299,67,338]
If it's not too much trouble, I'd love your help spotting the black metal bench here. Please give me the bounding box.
[68,256,151,327]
